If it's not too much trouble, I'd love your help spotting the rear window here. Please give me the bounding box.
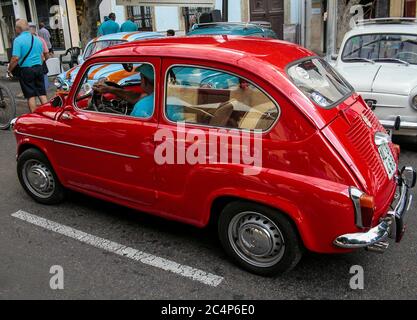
[287,58,353,108]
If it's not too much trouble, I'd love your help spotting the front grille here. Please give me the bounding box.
[346,108,386,186]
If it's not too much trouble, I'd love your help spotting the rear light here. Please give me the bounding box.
[349,187,375,228]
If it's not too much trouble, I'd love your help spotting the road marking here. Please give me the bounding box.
[12,210,224,287]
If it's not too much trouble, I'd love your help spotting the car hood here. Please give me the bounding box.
[337,63,417,95]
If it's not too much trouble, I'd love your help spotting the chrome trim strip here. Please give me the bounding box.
[54,140,140,159]
[15,131,54,142]
[16,131,140,159]
[349,187,364,228]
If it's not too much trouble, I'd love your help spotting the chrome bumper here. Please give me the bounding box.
[334,166,415,250]
[380,119,417,131]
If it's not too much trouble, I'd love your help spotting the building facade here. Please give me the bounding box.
[1,0,416,62]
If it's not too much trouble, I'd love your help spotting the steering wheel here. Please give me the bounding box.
[89,81,128,115]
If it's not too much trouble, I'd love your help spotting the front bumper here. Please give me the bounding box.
[334,166,415,250]
[380,119,417,131]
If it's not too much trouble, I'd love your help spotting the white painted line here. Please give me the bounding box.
[12,210,224,287]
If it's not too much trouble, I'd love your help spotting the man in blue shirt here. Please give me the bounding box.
[92,64,184,120]
[97,13,120,36]
[8,19,47,112]
[93,64,154,118]
[120,16,138,32]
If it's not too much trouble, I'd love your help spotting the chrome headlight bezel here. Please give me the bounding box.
[411,95,417,109]
[10,117,17,130]
[54,77,63,89]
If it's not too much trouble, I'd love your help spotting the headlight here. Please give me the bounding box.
[412,95,417,109]
[54,77,63,89]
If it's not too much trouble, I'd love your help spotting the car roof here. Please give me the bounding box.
[346,23,417,37]
[92,36,314,72]
[92,31,164,43]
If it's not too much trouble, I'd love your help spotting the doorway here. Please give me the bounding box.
[249,0,284,39]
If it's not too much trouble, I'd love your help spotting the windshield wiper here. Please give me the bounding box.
[373,58,410,66]
[343,57,375,64]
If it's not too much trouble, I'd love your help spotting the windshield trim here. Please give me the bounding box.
[285,56,354,109]
[84,39,128,60]
[341,32,417,65]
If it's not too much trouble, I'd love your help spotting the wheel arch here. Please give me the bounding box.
[207,194,308,249]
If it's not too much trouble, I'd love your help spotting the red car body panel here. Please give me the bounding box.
[13,36,399,254]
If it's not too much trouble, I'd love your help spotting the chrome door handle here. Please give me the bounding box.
[61,112,72,120]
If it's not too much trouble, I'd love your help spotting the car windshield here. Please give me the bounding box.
[287,58,353,108]
[342,33,417,64]
[83,40,126,59]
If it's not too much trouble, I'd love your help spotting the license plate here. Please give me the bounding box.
[378,143,396,179]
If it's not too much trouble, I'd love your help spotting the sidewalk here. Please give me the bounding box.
[0,64,57,98]
[0,65,57,117]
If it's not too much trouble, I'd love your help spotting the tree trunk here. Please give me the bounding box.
[79,0,102,48]
[336,0,362,49]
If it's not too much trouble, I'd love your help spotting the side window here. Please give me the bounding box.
[75,62,155,119]
[165,66,279,130]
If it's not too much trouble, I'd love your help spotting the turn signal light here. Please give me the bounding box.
[359,194,375,210]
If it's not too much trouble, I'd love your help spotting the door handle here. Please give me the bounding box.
[61,112,72,120]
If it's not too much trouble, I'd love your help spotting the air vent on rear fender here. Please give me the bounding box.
[346,108,386,186]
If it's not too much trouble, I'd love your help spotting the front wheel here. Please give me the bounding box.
[218,201,303,276]
[17,148,65,204]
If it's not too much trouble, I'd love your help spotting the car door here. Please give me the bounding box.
[52,58,161,207]
[154,59,280,223]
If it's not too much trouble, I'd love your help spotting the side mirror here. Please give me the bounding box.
[331,54,338,61]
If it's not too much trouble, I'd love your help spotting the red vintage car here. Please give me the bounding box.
[11,36,416,275]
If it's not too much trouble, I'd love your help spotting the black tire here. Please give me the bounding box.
[17,148,65,204]
[218,201,303,276]
[0,82,16,130]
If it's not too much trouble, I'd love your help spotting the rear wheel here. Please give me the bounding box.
[0,82,16,130]
[218,201,303,276]
[17,148,65,204]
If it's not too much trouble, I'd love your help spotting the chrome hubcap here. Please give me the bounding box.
[228,211,285,268]
[22,160,55,198]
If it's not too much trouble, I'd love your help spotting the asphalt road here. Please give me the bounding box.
[0,82,416,299]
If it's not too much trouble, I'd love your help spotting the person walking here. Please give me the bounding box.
[120,16,138,32]
[7,19,47,113]
[38,22,53,54]
[29,23,50,90]
[97,13,120,36]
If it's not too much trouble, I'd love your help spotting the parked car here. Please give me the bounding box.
[11,36,415,275]
[187,22,278,38]
[54,31,164,91]
[332,18,417,136]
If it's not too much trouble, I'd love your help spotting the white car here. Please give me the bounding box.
[332,18,417,136]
